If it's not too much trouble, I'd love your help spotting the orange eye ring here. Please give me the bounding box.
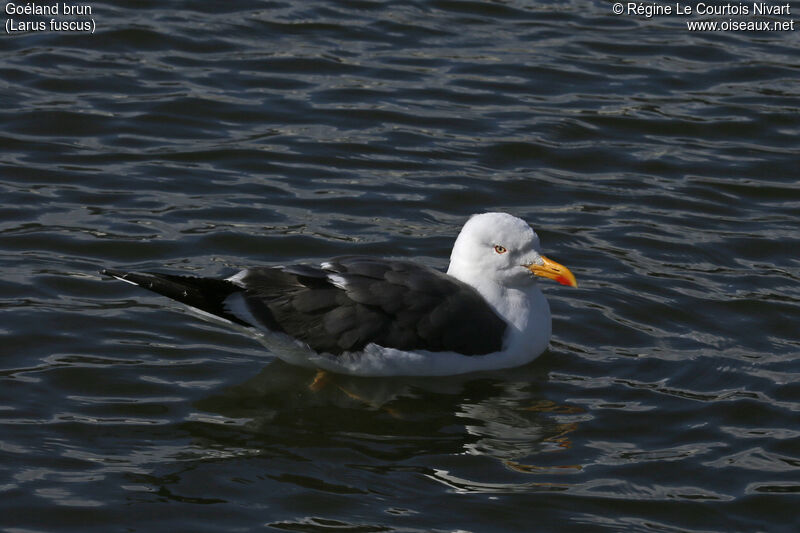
[494,245,507,254]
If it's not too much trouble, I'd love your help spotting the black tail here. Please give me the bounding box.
[100,269,249,326]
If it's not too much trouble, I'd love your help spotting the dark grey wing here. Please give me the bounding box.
[235,256,508,356]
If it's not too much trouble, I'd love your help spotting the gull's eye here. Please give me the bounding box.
[494,245,507,254]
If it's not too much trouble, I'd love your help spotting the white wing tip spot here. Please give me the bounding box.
[327,273,348,290]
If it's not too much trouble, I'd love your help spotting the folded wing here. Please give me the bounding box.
[103,256,507,356]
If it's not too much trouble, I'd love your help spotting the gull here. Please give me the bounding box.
[102,212,577,376]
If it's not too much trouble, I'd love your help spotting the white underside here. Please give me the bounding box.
[273,340,549,377]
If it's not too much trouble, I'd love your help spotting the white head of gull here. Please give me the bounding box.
[101,212,577,377]
[439,212,577,372]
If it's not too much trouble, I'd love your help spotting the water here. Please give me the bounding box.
[1,1,798,531]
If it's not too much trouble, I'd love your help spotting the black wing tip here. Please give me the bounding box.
[100,268,127,278]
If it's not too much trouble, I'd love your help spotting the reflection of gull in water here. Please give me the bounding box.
[454,380,585,483]
[457,381,582,462]
[421,380,585,494]
[187,363,733,501]
[189,359,587,493]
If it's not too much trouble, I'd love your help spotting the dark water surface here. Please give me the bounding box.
[2,1,799,531]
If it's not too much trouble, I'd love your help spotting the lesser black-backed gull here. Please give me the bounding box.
[101,212,577,376]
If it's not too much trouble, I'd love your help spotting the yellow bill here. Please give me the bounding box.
[527,256,578,288]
